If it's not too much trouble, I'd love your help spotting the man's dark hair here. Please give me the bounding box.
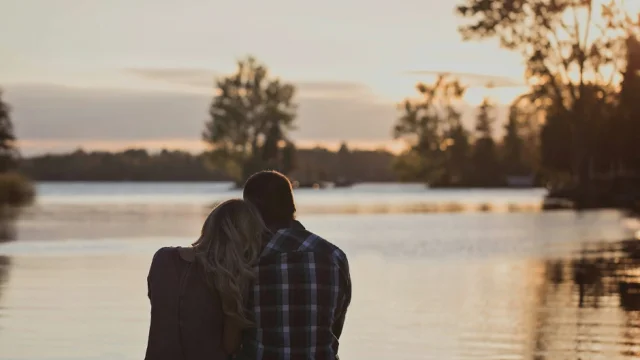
[242,170,296,229]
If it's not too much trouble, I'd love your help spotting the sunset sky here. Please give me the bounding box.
[1,0,531,155]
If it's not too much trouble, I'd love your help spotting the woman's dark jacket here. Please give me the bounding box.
[144,247,228,360]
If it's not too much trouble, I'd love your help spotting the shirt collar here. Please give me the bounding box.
[260,220,306,257]
[291,220,305,230]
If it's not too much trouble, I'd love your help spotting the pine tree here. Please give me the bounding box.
[471,98,501,186]
[0,91,18,172]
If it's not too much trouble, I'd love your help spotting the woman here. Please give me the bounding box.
[144,199,267,360]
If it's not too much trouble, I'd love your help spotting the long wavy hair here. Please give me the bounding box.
[192,199,267,327]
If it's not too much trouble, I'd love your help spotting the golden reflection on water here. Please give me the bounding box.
[530,239,640,359]
[12,201,545,243]
[297,201,541,215]
[26,199,542,219]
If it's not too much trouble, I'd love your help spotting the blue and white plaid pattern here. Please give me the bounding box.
[239,221,351,360]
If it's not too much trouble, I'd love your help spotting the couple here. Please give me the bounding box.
[144,171,352,360]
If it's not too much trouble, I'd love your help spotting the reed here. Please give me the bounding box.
[0,172,35,207]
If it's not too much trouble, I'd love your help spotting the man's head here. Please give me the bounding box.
[242,170,296,230]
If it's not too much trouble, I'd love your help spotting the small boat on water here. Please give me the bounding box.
[506,175,535,188]
[292,180,328,190]
[333,177,354,188]
[291,178,356,190]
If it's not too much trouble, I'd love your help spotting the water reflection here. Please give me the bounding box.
[0,217,17,243]
[297,201,541,214]
[2,191,640,359]
[0,255,10,302]
[534,238,640,359]
[0,217,15,328]
[207,200,543,215]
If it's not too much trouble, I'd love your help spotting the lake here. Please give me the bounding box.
[1,182,640,360]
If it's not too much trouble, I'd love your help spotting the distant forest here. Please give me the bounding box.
[19,146,398,183]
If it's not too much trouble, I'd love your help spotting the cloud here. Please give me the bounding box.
[125,67,377,99]
[405,70,525,88]
[4,84,211,142]
[294,81,376,99]
[125,68,219,89]
[3,81,398,154]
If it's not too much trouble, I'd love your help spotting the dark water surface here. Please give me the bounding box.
[0,182,639,360]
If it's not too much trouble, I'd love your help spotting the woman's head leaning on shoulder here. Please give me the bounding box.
[191,199,268,327]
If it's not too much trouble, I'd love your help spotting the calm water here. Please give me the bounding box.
[1,182,640,360]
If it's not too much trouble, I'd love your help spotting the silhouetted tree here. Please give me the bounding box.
[583,84,618,174]
[502,105,526,176]
[474,98,494,138]
[443,123,471,185]
[514,99,542,176]
[470,98,501,186]
[457,0,636,185]
[203,56,297,184]
[617,36,640,174]
[337,142,351,178]
[393,76,467,186]
[281,141,297,175]
[0,91,18,172]
[540,105,573,178]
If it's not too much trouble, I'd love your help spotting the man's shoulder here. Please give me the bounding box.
[270,226,348,264]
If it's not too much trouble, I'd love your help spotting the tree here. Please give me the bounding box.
[457,0,638,184]
[281,141,297,175]
[470,98,502,186]
[475,98,494,139]
[617,35,640,174]
[338,142,350,157]
[443,123,471,185]
[393,76,467,185]
[337,142,351,178]
[540,105,574,177]
[203,56,297,184]
[502,105,526,175]
[515,99,543,175]
[0,91,19,173]
[539,82,617,182]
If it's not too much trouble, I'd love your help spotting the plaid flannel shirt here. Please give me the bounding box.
[238,221,351,360]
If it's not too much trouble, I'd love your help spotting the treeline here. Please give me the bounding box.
[394,82,541,187]
[20,149,230,182]
[452,0,640,207]
[19,146,397,182]
[289,144,397,183]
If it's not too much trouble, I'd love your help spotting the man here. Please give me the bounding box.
[239,170,352,360]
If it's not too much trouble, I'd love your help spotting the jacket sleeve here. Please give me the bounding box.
[144,248,181,360]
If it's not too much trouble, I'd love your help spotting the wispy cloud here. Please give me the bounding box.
[124,68,379,99]
[405,70,525,88]
[125,68,219,89]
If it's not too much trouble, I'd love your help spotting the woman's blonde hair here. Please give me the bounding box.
[192,199,267,327]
